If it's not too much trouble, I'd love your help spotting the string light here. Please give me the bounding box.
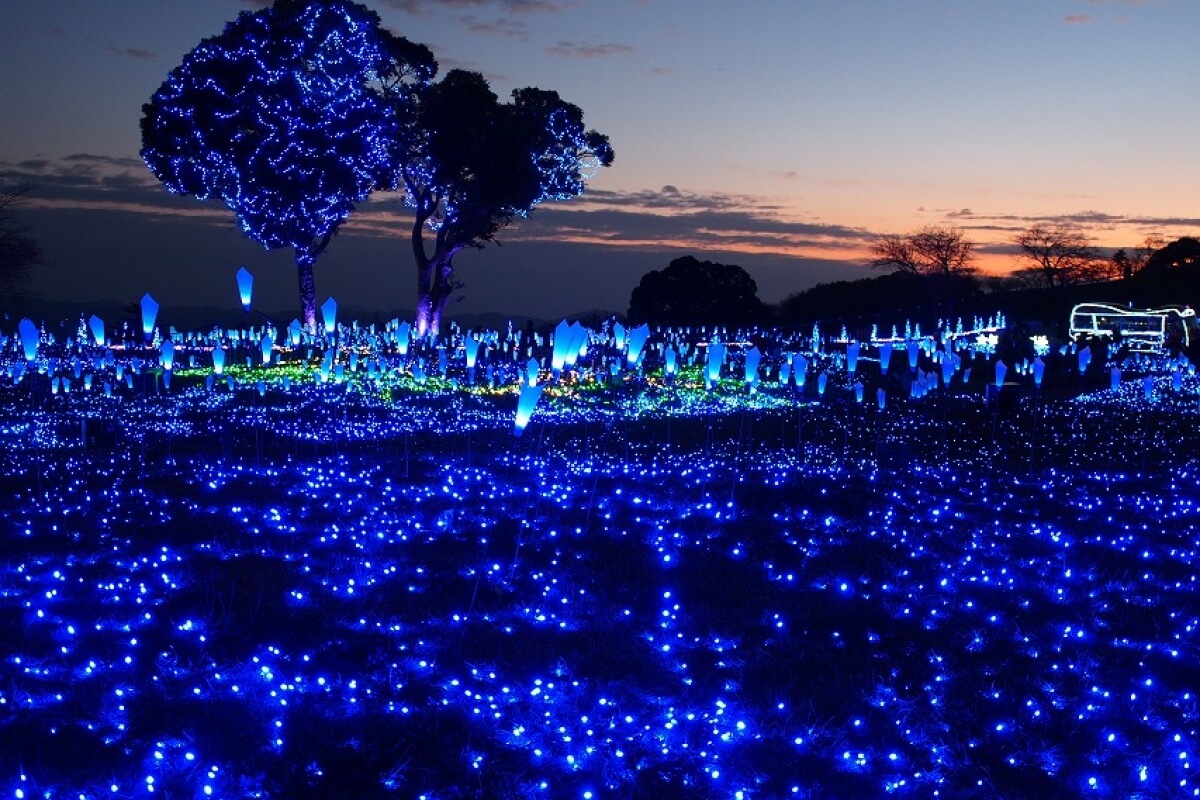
[2,312,1198,798]
[140,0,435,322]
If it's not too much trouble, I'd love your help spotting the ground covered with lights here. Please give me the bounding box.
[3,321,1200,799]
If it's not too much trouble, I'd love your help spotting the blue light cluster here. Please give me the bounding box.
[140,0,436,326]
[2,313,1199,798]
[142,0,410,252]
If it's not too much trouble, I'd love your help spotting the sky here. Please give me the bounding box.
[1,0,1198,323]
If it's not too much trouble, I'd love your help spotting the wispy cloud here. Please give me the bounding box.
[337,185,876,264]
[1069,0,1161,25]
[942,207,1200,235]
[19,156,1190,269]
[107,45,158,60]
[383,0,564,14]
[3,158,874,261]
[459,15,529,39]
[0,154,228,223]
[486,186,876,260]
[545,41,634,59]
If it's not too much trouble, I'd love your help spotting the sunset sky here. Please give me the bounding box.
[2,0,1198,322]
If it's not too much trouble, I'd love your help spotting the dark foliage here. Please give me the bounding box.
[776,271,981,331]
[1141,236,1200,274]
[400,69,613,336]
[983,245,1200,337]
[627,255,765,326]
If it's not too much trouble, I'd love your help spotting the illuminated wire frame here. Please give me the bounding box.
[1069,302,1196,354]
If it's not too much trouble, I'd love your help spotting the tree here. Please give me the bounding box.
[0,184,42,309]
[1109,249,1133,281]
[141,0,434,327]
[869,226,976,276]
[1011,223,1102,290]
[1142,236,1200,274]
[1105,236,1166,280]
[395,69,613,336]
[1133,235,1167,274]
[627,255,764,326]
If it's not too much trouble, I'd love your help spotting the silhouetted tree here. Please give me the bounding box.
[869,226,976,276]
[141,0,434,326]
[0,184,42,308]
[776,270,986,329]
[1142,236,1200,274]
[1109,249,1132,281]
[628,255,764,326]
[1125,237,1200,315]
[867,226,978,320]
[1012,223,1102,290]
[1133,235,1167,274]
[394,69,613,336]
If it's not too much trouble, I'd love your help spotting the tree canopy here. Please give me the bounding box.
[627,255,764,327]
[1011,223,1102,290]
[141,1,610,332]
[869,226,976,276]
[140,0,434,326]
[1142,236,1200,274]
[397,69,613,335]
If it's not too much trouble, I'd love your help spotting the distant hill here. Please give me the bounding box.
[774,263,1200,335]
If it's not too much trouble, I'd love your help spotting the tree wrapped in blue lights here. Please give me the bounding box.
[396,69,613,336]
[140,0,435,327]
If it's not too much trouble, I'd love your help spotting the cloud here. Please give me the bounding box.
[459,15,529,39]
[4,155,889,313]
[941,207,1200,235]
[489,186,876,260]
[107,45,158,60]
[1065,0,1160,27]
[336,186,875,266]
[0,154,232,224]
[13,169,878,317]
[545,41,635,59]
[17,155,1193,274]
[649,67,675,76]
[383,0,564,14]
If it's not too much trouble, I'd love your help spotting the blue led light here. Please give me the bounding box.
[140,0,436,326]
[2,311,1199,798]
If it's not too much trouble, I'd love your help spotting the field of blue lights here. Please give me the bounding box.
[3,312,1200,799]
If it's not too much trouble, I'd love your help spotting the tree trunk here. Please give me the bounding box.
[415,256,435,338]
[426,252,457,337]
[415,251,457,338]
[411,209,459,338]
[296,248,317,329]
[412,205,435,338]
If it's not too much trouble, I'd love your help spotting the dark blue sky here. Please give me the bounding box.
[2,0,1197,321]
